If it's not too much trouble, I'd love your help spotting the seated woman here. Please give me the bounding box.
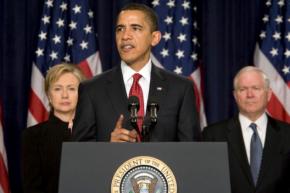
[22,64,85,193]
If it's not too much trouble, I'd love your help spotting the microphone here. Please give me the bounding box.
[128,96,140,129]
[140,101,159,142]
[147,101,159,125]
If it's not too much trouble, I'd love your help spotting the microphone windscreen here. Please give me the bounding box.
[147,101,159,111]
[128,95,140,111]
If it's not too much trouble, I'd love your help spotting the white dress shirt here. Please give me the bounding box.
[239,113,267,164]
[121,60,151,112]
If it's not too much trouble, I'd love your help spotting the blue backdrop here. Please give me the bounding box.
[0,0,262,192]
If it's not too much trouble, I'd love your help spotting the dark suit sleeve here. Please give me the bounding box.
[72,82,97,141]
[21,128,43,193]
[202,123,225,142]
[202,126,215,141]
[177,81,200,141]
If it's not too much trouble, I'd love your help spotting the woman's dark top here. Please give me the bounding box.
[22,114,72,193]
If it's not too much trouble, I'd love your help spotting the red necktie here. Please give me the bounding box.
[129,73,144,139]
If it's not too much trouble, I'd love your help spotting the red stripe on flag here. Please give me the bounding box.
[78,60,93,78]
[0,153,9,193]
[0,101,9,193]
[267,94,290,123]
[28,89,49,122]
[188,76,201,113]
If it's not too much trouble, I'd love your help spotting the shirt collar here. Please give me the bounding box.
[121,59,152,82]
[239,112,268,132]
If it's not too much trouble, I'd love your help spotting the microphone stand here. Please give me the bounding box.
[141,102,159,142]
[141,116,151,142]
[128,96,140,138]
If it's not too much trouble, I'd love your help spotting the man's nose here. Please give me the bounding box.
[121,28,132,40]
[246,89,254,97]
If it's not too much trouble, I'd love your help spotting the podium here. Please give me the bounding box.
[58,142,231,193]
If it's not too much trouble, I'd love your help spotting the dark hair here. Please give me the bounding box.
[118,3,159,32]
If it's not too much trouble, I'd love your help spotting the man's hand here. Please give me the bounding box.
[110,114,138,142]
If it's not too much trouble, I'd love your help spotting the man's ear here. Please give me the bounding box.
[151,31,161,47]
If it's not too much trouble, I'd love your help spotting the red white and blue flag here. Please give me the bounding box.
[254,0,290,123]
[151,0,207,128]
[0,102,10,193]
[27,0,102,126]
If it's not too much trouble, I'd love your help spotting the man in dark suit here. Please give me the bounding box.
[73,3,200,142]
[203,66,290,193]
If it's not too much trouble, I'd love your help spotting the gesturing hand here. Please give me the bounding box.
[110,114,138,142]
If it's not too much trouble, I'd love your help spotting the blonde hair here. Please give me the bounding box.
[44,63,86,95]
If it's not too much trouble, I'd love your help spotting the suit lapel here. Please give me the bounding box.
[147,65,167,113]
[105,67,130,125]
[105,65,168,128]
[256,116,281,187]
[227,116,254,185]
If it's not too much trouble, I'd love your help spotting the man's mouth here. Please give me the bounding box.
[121,44,135,52]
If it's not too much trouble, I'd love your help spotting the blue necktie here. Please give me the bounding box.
[250,123,263,185]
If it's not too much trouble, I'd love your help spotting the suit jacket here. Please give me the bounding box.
[73,64,200,141]
[21,114,71,193]
[202,115,290,193]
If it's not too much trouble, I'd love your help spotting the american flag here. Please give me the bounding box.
[151,0,207,128]
[254,0,290,123]
[0,102,10,193]
[27,0,102,126]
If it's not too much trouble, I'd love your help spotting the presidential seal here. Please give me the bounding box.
[111,156,177,193]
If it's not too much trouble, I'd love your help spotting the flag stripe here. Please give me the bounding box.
[79,60,94,78]
[152,0,207,129]
[86,52,102,76]
[254,44,290,116]
[30,64,50,112]
[28,89,49,124]
[28,0,102,126]
[28,64,50,127]
[0,154,9,193]
[254,0,290,124]
[267,93,290,122]
[0,103,10,193]
[190,68,207,128]
[27,112,38,127]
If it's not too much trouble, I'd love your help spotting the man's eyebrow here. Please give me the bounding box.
[115,24,125,30]
[130,24,143,28]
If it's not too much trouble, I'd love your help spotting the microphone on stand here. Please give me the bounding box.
[128,96,140,130]
[141,101,159,142]
[147,101,159,126]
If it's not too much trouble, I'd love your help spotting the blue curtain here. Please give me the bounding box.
[202,0,263,123]
[1,0,43,192]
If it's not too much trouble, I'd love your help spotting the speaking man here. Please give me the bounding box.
[73,3,200,142]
